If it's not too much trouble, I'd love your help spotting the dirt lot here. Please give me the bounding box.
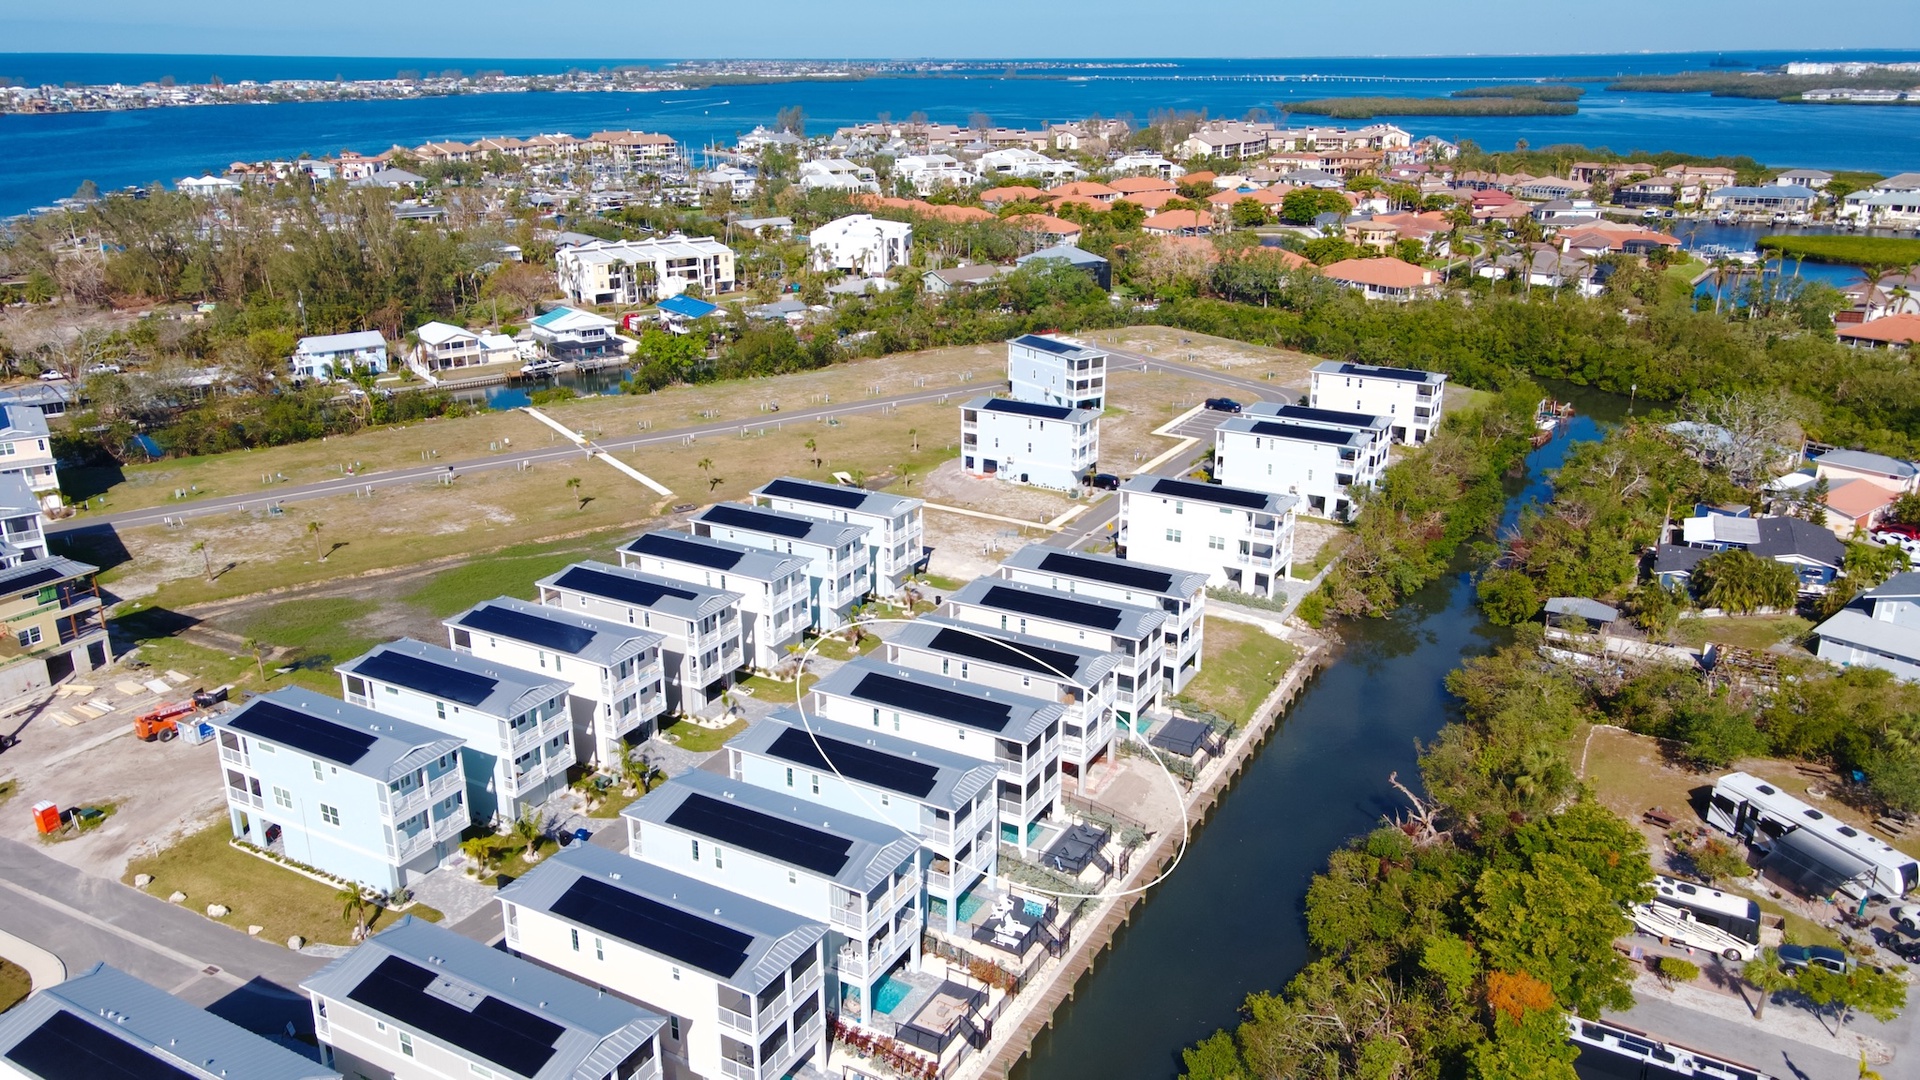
[1080,326,1321,387]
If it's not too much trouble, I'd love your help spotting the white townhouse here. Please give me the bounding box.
[1307,360,1448,445]
[0,472,47,564]
[622,770,924,1031]
[1006,333,1108,412]
[1111,152,1183,179]
[730,709,1000,934]
[940,578,1167,729]
[536,561,745,717]
[960,396,1099,493]
[337,639,572,827]
[885,617,1120,795]
[444,597,667,771]
[1176,122,1270,160]
[798,159,881,194]
[529,306,624,363]
[894,154,979,194]
[1117,477,1297,601]
[620,530,811,672]
[212,687,469,895]
[690,504,871,632]
[556,236,738,306]
[500,845,831,1080]
[750,477,925,598]
[408,321,517,374]
[975,147,1084,182]
[1214,403,1392,522]
[809,214,912,276]
[807,658,1065,857]
[0,963,337,1080]
[1841,174,1920,229]
[994,544,1208,696]
[0,403,59,510]
[304,917,665,1080]
[290,330,389,381]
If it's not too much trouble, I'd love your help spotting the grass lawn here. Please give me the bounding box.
[1179,620,1298,725]
[0,960,29,1014]
[1668,614,1812,653]
[738,672,819,704]
[809,634,882,662]
[1446,386,1496,417]
[403,531,632,618]
[123,822,442,946]
[491,836,560,884]
[658,716,748,754]
[587,787,644,820]
[43,801,118,843]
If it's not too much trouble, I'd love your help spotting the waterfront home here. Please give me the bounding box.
[1814,571,1920,682]
[177,174,243,197]
[1308,360,1447,444]
[211,687,469,894]
[0,472,47,564]
[1616,176,1699,207]
[0,963,338,1080]
[619,530,811,670]
[690,504,871,632]
[1007,333,1108,412]
[1016,244,1111,290]
[408,321,517,373]
[1116,477,1297,600]
[1815,449,1920,495]
[1214,404,1390,523]
[0,403,59,509]
[290,330,389,380]
[994,544,1207,696]
[960,396,1100,493]
[809,214,912,275]
[1531,198,1605,225]
[1515,177,1586,201]
[1315,257,1438,303]
[305,917,664,1080]
[444,597,667,769]
[798,159,881,193]
[1775,168,1834,189]
[588,129,679,163]
[338,638,572,826]
[749,477,925,599]
[1177,122,1269,160]
[0,556,109,700]
[1840,177,1920,228]
[621,769,923,1029]
[1703,185,1819,217]
[555,236,738,305]
[536,561,745,717]
[500,844,830,1080]
[1838,313,1920,349]
[1676,513,1848,591]
[698,165,758,200]
[529,306,623,362]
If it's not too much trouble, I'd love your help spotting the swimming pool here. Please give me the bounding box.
[873,974,913,1015]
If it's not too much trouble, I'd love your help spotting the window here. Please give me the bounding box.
[671,966,681,981]
[319,804,340,826]
[399,1032,414,1058]
[811,774,820,795]
[690,839,701,861]
[669,1017,680,1041]
[272,786,292,809]
[1165,528,1182,543]
[594,936,605,961]
[788,870,798,884]
[571,927,581,951]
[312,761,325,782]
[1174,500,1184,515]
[785,767,795,788]
[880,793,890,807]
[435,701,446,719]
[1208,535,1225,551]
[15,626,39,648]
[714,847,724,869]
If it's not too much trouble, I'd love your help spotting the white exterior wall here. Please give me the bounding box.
[809,215,911,275]
[618,552,810,670]
[752,497,925,599]
[1116,493,1296,601]
[961,408,1098,492]
[342,678,570,826]
[1214,428,1386,522]
[449,633,666,771]
[1308,370,1445,444]
[538,588,744,717]
[1007,339,1107,411]
[886,643,1117,789]
[939,603,1164,721]
[992,567,1207,696]
[689,526,868,632]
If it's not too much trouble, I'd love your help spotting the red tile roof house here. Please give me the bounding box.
[1141,209,1214,236]
[1046,180,1121,203]
[1837,313,1920,350]
[1108,176,1177,195]
[1005,214,1084,245]
[980,186,1048,208]
[1318,257,1439,301]
[1119,189,1185,214]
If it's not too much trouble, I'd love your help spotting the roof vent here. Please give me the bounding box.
[610,871,622,880]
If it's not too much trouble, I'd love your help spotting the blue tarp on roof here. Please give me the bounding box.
[657,294,719,319]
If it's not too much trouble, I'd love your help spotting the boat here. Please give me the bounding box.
[1532,398,1575,444]
[1567,1016,1775,1079]
[513,359,564,379]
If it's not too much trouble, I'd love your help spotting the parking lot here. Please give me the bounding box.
[1160,403,1263,441]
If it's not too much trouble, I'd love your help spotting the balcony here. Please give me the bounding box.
[391,829,436,863]
[225,785,263,810]
[218,745,251,768]
[383,768,462,820]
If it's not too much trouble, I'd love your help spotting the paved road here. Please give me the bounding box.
[1604,997,1865,1080]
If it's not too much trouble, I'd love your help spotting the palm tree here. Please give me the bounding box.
[623,751,666,794]
[307,520,324,561]
[565,476,583,508]
[1744,947,1793,1020]
[337,886,374,940]
[243,638,268,684]
[460,836,496,878]
[513,806,546,863]
[697,457,722,492]
[909,428,920,452]
[804,438,821,470]
[192,540,213,581]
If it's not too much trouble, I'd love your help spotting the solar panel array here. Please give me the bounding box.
[1272,404,1380,428]
[551,876,754,979]
[1036,551,1174,594]
[762,477,867,510]
[352,650,499,708]
[4,1011,200,1080]
[226,698,378,766]
[1245,421,1357,446]
[553,566,700,609]
[1,565,65,595]
[666,793,854,876]
[926,626,1083,680]
[458,604,599,655]
[767,726,940,797]
[1338,362,1433,382]
[979,584,1123,630]
[852,670,1017,733]
[702,503,815,540]
[1147,477,1273,510]
[1013,334,1094,357]
[626,532,747,572]
[978,398,1075,421]
[347,955,564,1079]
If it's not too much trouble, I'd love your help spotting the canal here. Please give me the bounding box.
[1013,387,1630,1080]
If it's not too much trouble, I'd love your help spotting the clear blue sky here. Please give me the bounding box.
[2,2,1915,58]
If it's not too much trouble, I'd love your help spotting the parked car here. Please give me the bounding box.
[1887,936,1920,964]
[1873,522,1920,542]
[1086,472,1120,490]
[1891,903,1920,933]
[1204,397,1242,413]
[1778,944,1852,974]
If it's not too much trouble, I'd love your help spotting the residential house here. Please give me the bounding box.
[1814,571,1920,682]
[1116,477,1297,600]
[894,154,978,194]
[809,215,912,276]
[618,530,811,670]
[1676,513,1848,592]
[960,396,1100,493]
[1141,209,1213,237]
[0,382,73,422]
[0,557,109,700]
[1316,257,1439,304]
[1664,164,1738,191]
[1775,169,1834,189]
[211,687,469,894]
[1704,185,1819,217]
[1569,161,1659,186]
[535,561,745,717]
[736,216,795,238]
[555,236,738,305]
[0,403,59,509]
[978,186,1047,209]
[798,159,880,193]
[1003,213,1083,247]
[698,165,758,200]
[1838,313,1920,349]
[349,167,426,190]
[1177,123,1270,160]
[1616,176,1699,207]
[1016,245,1111,290]
[1531,198,1605,225]
[337,638,572,826]
[1110,152,1182,178]
[588,130,679,164]
[290,330,389,381]
[689,504,871,632]
[1823,478,1899,538]
[993,542,1208,696]
[651,293,721,333]
[1045,181,1121,204]
[1515,178,1587,201]
[922,265,1004,293]
[1815,449,1920,495]
[529,306,623,362]
[1007,333,1108,412]
[1840,173,1920,227]
[1308,361,1447,444]
[0,472,47,563]
[408,322,517,373]
[749,477,925,598]
[177,174,243,197]
[305,917,665,1080]
[1214,404,1391,522]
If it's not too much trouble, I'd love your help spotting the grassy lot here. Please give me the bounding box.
[403,531,633,618]
[42,801,117,843]
[122,822,443,946]
[0,960,28,1014]
[1292,531,1351,581]
[113,605,276,694]
[1668,614,1812,653]
[658,716,748,754]
[1445,386,1496,417]
[1178,620,1298,725]
[738,672,819,705]
[809,633,883,662]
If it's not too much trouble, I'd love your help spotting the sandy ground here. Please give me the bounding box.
[1080,326,1322,386]
[918,459,1078,522]
[1292,518,1345,568]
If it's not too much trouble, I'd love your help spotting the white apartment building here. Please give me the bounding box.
[290,330,389,380]
[1176,122,1271,160]
[960,396,1099,493]
[809,214,912,276]
[0,403,59,510]
[501,845,830,1080]
[1006,333,1108,411]
[1214,403,1392,522]
[408,321,517,373]
[975,147,1083,182]
[939,579,1167,728]
[444,597,667,771]
[690,504,870,631]
[338,638,573,827]
[798,159,880,193]
[620,530,811,672]
[556,236,739,305]
[305,917,665,1080]
[1307,361,1448,444]
[536,561,745,717]
[994,544,1209,696]
[1116,477,1297,601]
[750,477,924,598]
[894,154,979,194]
[622,770,923,1031]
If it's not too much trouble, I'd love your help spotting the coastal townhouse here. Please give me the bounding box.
[337,638,573,826]
[444,597,667,770]
[305,917,665,1080]
[412,139,475,163]
[1702,185,1820,218]
[0,473,47,564]
[1110,152,1182,178]
[621,769,923,1031]
[893,154,978,194]
[618,530,811,670]
[1176,122,1270,160]
[210,687,469,895]
[993,544,1208,697]
[939,578,1167,729]
[407,321,517,374]
[588,129,680,164]
[1007,333,1108,411]
[1116,477,1297,601]
[808,657,1066,853]
[1568,161,1659,186]
[0,403,59,510]
[1214,403,1392,522]
[797,158,881,194]
[749,477,925,599]
[729,708,1000,933]
[884,616,1119,794]
[529,306,624,363]
[809,214,912,275]
[0,963,338,1080]
[1775,168,1835,189]
[1841,173,1920,228]
[1315,257,1439,304]
[689,504,870,632]
[960,396,1100,493]
[290,330,388,380]
[1661,163,1737,191]
[500,844,830,1080]
[536,561,745,717]
[1813,571,1920,682]
[977,147,1083,182]
[1616,175,1700,208]
[0,556,109,699]
[555,236,738,305]
[1309,360,1447,444]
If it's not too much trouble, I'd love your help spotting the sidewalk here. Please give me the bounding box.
[0,927,65,994]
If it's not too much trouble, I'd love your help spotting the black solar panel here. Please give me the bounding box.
[554,566,700,608]
[763,477,866,510]
[352,650,498,708]
[347,955,563,1079]
[1338,362,1434,383]
[2,565,66,596]
[1272,404,1381,428]
[1150,717,1212,757]
[1036,551,1174,594]
[702,503,814,539]
[768,726,940,798]
[666,793,854,876]
[1012,334,1094,357]
[927,627,1085,680]
[458,604,598,655]
[979,584,1124,631]
[852,671,1016,733]
[1245,421,1357,446]
[227,699,378,766]
[1148,478,1272,510]
[4,1011,199,1080]
[551,877,752,979]
[979,398,1074,421]
[626,532,747,572]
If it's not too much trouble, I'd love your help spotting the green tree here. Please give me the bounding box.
[1279,188,1351,225]
[1694,549,1798,614]
[1468,1008,1580,1080]
[307,520,324,561]
[1744,948,1794,1020]
[1472,851,1636,1016]
[1228,198,1269,229]
[1179,1030,1244,1080]
[337,886,373,939]
[1476,568,1542,626]
[513,806,546,863]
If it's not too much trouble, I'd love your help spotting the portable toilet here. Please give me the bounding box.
[29,800,59,835]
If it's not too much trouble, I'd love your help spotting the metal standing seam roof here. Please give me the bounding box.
[733,707,999,812]
[1309,360,1446,385]
[0,555,94,594]
[338,638,571,720]
[1017,244,1108,267]
[694,503,871,547]
[216,687,464,782]
[622,770,921,893]
[753,476,922,519]
[302,917,663,1080]
[1118,475,1295,516]
[619,530,809,582]
[0,963,338,1080]
[890,616,1120,689]
[538,561,742,622]
[1543,597,1620,623]
[1817,448,1918,480]
[810,657,1064,743]
[498,844,827,991]
[1813,609,1920,665]
[998,544,1209,601]
[949,577,1166,641]
[446,597,663,669]
[295,330,387,354]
